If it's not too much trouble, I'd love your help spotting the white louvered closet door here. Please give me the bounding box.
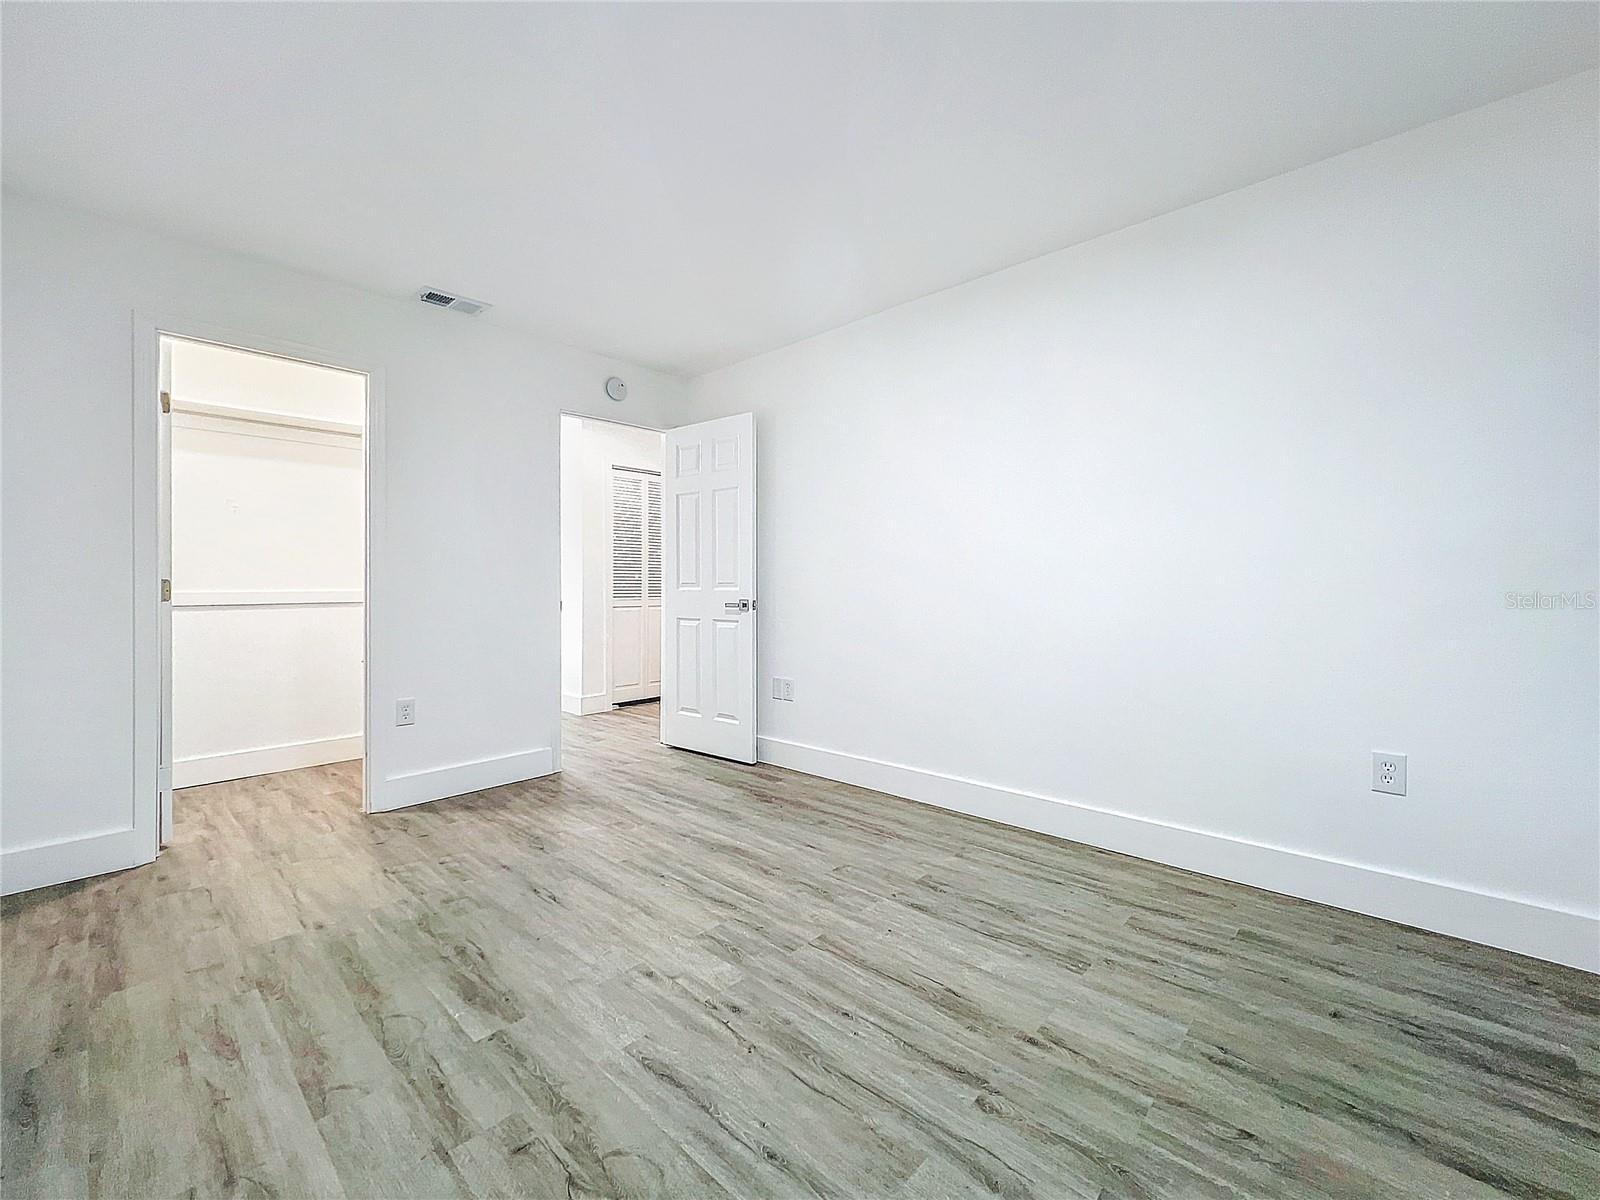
[609,468,662,704]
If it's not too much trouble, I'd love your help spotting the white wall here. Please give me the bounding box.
[686,74,1600,969]
[169,339,366,787]
[1,192,687,892]
[559,415,664,714]
[5,78,1593,971]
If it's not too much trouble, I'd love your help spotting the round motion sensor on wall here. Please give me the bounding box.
[605,376,628,402]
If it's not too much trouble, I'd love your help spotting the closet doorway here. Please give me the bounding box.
[154,332,370,841]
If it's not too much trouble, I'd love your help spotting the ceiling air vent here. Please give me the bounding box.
[417,288,491,316]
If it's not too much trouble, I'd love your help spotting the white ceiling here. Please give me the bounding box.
[4,3,1595,376]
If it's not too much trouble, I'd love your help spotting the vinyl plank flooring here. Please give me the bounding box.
[3,700,1597,1198]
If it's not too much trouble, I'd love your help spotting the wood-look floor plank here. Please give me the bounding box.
[3,700,1597,1198]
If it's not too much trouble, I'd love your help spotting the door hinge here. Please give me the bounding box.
[161,390,171,414]
[161,578,171,602]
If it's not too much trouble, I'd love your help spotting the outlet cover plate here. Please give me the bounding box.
[1372,751,1406,796]
[772,677,794,702]
[396,698,416,727]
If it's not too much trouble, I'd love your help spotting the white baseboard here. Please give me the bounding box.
[562,691,612,716]
[174,734,363,788]
[1,827,155,897]
[374,747,555,813]
[757,736,1600,974]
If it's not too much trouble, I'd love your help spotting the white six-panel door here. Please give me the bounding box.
[661,413,756,762]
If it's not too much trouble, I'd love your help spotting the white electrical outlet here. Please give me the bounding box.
[772,677,795,702]
[1372,751,1406,796]
[396,698,416,727]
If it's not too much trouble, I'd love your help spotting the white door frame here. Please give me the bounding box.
[133,313,384,853]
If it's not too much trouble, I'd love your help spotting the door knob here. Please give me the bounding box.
[724,599,752,612]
